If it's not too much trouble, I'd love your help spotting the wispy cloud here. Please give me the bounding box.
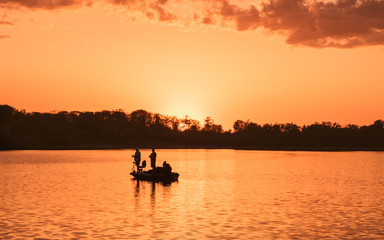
[0,0,84,9]
[1,0,383,48]
[109,0,177,22]
[0,20,13,25]
[0,34,11,38]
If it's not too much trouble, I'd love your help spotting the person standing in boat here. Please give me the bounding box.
[149,148,157,171]
[132,148,141,172]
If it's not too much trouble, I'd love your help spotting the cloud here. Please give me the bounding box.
[211,0,260,31]
[199,0,384,48]
[0,20,13,25]
[108,0,176,22]
[0,34,11,38]
[0,0,84,9]
[149,3,176,22]
[260,0,384,47]
[0,0,383,47]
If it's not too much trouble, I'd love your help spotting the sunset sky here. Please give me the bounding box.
[1,0,383,129]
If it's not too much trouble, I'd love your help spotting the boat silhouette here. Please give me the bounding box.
[130,166,179,182]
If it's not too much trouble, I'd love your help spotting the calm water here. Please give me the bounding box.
[1,149,384,239]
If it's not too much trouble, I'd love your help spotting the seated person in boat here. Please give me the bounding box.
[162,161,172,174]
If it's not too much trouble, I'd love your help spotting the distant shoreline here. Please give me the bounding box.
[2,145,384,152]
[2,105,384,152]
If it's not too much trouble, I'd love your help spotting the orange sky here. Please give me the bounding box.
[1,0,384,129]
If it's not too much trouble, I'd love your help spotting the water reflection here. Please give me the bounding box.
[1,150,384,239]
[133,179,176,211]
[133,179,175,198]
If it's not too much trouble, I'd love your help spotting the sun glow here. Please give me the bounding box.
[178,123,188,131]
[164,100,204,124]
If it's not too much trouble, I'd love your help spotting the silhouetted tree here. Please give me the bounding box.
[1,104,383,150]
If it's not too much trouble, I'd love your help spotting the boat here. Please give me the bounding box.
[130,170,179,182]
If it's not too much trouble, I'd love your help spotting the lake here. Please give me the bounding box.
[1,149,384,239]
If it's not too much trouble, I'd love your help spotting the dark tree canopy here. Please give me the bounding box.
[0,105,383,150]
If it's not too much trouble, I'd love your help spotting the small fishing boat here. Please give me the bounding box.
[130,170,179,182]
[131,160,179,182]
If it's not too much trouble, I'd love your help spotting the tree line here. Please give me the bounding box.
[0,104,383,150]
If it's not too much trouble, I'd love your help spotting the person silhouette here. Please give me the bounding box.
[132,148,141,172]
[162,161,172,174]
[149,148,157,171]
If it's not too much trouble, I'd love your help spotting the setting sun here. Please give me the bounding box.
[162,97,205,123]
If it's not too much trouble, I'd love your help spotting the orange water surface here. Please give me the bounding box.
[1,149,384,239]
